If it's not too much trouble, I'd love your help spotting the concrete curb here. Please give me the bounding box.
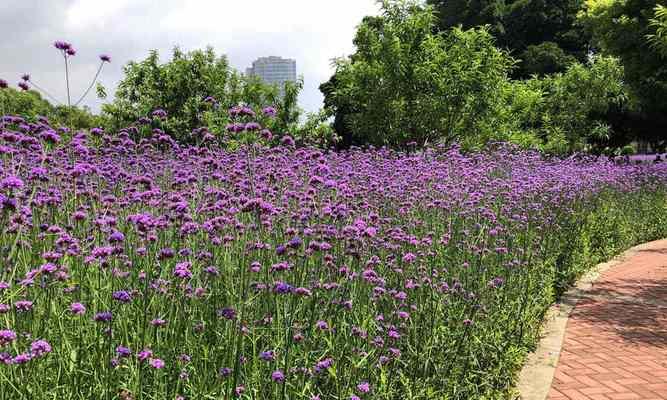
[515,240,661,400]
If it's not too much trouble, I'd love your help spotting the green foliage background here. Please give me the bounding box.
[323,1,628,154]
[101,47,297,143]
[427,0,591,77]
[0,87,103,129]
[579,0,667,150]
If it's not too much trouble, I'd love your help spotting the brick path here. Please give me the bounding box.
[547,240,667,400]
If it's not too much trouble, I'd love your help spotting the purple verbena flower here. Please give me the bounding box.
[93,311,113,322]
[314,358,334,373]
[1,176,24,190]
[173,262,192,279]
[109,230,125,243]
[280,135,295,147]
[54,41,71,51]
[259,350,275,361]
[151,109,167,119]
[357,381,370,393]
[271,369,285,382]
[116,346,132,358]
[0,330,17,346]
[112,290,132,303]
[12,353,31,364]
[30,340,52,357]
[262,106,277,117]
[137,348,153,361]
[70,302,86,315]
[273,281,292,294]
[217,308,236,320]
[14,300,33,312]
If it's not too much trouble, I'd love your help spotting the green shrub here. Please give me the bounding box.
[327,1,515,147]
[548,188,667,295]
[580,0,667,146]
[619,144,637,156]
[501,55,627,154]
[102,47,303,143]
[518,41,579,76]
[0,87,102,129]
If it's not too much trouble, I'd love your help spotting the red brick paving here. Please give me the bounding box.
[547,240,667,400]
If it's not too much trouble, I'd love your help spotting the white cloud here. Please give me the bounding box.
[0,0,380,113]
[65,0,133,30]
[160,1,378,33]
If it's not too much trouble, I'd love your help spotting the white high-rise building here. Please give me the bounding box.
[245,56,297,95]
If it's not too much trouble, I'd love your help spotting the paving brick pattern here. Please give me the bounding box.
[547,240,667,400]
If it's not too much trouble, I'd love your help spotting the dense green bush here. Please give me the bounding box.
[0,88,52,118]
[0,87,102,129]
[102,47,303,143]
[427,0,590,78]
[291,110,341,148]
[579,0,667,147]
[486,186,667,398]
[501,55,627,154]
[518,42,579,77]
[327,1,514,147]
[546,188,667,296]
[321,1,629,153]
[321,0,665,152]
[648,4,667,55]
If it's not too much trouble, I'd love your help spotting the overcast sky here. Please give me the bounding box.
[0,0,380,114]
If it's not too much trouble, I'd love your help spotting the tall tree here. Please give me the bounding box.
[648,4,667,55]
[0,86,101,129]
[326,0,515,147]
[103,47,302,142]
[579,0,667,151]
[427,0,590,77]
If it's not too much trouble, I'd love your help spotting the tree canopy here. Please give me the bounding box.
[102,47,302,142]
[0,87,102,129]
[320,1,631,154]
[579,0,667,150]
[325,1,515,147]
[427,0,590,77]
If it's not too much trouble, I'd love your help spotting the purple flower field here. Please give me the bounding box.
[1,111,666,399]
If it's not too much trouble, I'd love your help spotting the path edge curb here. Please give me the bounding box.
[514,239,663,400]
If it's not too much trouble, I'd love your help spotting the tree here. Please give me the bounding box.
[579,0,667,150]
[319,74,350,146]
[427,0,590,77]
[517,42,579,76]
[102,47,302,142]
[0,87,53,118]
[505,55,627,154]
[648,4,667,55]
[326,0,515,147]
[0,86,101,129]
[428,0,506,35]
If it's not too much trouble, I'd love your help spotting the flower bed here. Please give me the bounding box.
[1,115,666,399]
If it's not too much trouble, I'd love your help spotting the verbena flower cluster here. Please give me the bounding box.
[0,111,666,399]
